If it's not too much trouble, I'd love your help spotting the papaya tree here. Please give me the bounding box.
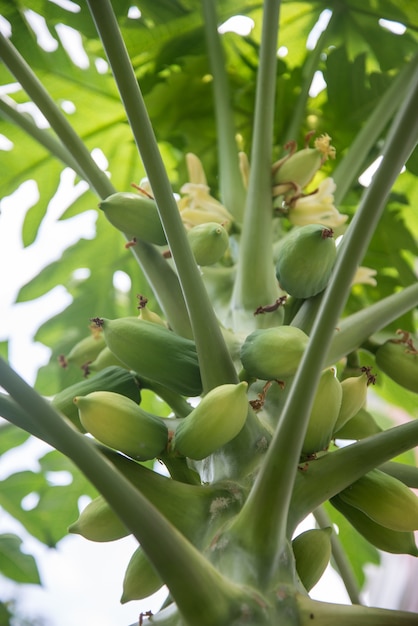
[1,1,418,624]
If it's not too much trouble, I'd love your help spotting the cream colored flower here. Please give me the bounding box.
[352,266,378,287]
[288,178,348,228]
[177,154,234,229]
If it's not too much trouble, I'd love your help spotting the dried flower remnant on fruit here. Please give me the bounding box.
[361,366,377,386]
[125,237,137,249]
[393,329,418,354]
[254,296,287,315]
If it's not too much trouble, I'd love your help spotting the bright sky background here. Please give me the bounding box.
[0,5,413,625]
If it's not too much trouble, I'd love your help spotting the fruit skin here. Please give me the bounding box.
[187,222,229,266]
[292,527,332,591]
[87,345,128,373]
[96,317,202,397]
[275,224,336,299]
[333,407,382,440]
[68,495,129,541]
[74,391,168,461]
[240,325,309,381]
[121,546,163,603]
[99,192,167,246]
[173,382,249,460]
[273,147,323,190]
[330,494,418,556]
[62,328,106,369]
[375,338,418,393]
[333,372,368,434]
[301,367,342,458]
[338,468,418,532]
[51,366,140,432]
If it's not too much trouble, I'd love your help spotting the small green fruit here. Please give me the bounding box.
[275,224,336,299]
[292,527,332,591]
[74,391,168,460]
[301,367,342,457]
[187,222,229,266]
[333,372,368,434]
[339,469,418,532]
[99,192,167,245]
[52,366,140,431]
[68,495,129,541]
[240,325,309,381]
[121,547,163,603]
[375,336,418,393]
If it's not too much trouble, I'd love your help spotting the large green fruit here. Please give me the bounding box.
[173,382,249,460]
[51,366,140,431]
[74,391,168,460]
[275,224,336,298]
[240,325,309,381]
[94,316,202,397]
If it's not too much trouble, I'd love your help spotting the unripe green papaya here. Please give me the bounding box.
[187,222,229,266]
[87,345,128,373]
[375,337,418,393]
[333,407,382,440]
[94,317,202,397]
[68,495,129,541]
[339,469,418,532]
[173,382,248,460]
[99,192,167,245]
[331,494,418,556]
[121,546,163,603]
[74,391,168,460]
[62,329,106,369]
[51,366,140,431]
[292,527,332,591]
[273,148,323,190]
[333,372,368,434]
[275,224,336,299]
[240,325,309,381]
[301,367,342,457]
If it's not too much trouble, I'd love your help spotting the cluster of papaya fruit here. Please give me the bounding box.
[49,144,418,605]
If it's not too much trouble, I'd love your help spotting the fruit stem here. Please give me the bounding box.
[201,0,246,221]
[325,282,418,366]
[289,418,418,532]
[230,0,283,328]
[228,62,418,579]
[313,506,361,605]
[297,594,418,625]
[0,357,245,626]
[87,0,238,392]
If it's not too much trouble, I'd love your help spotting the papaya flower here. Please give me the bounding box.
[272,132,336,201]
[287,178,348,228]
[177,153,234,230]
[352,266,378,287]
